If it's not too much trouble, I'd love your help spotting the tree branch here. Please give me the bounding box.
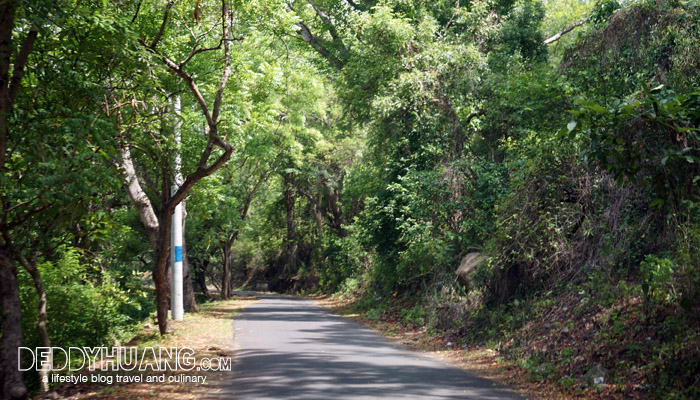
[170,145,232,210]
[543,0,603,45]
[9,30,38,103]
[7,202,50,231]
[295,21,344,69]
[179,21,224,68]
[306,0,345,48]
[139,0,235,216]
[144,47,214,127]
[346,0,364,10]
[149,1,174,50]
[131,1,142,23]
[212,3,232,124]
[117,145,159,248]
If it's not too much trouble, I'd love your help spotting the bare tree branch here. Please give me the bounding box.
[117,145,159,247]
[543,0,603,45]
[179,21,224,68]
[131,1,142,23]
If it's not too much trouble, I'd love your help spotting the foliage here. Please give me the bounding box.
[566,87,700,204]
[495,0,547,62]
[17,246,147,391]
[3,0,700,397]
[640,254,676,303]
[19,247,143,349]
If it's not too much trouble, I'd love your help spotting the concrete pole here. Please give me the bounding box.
[171,95,184,321]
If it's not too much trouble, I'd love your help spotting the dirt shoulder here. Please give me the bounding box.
[40,294,258,400]
[312,294,564,400]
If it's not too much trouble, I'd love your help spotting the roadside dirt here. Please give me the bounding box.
[37,294,258,400]
[312,294,565,400]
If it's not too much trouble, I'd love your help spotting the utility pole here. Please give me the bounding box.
[171,95,184,321]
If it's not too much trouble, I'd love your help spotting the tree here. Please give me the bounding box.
[112,1,242,335]
[0,2,38,395]
[220,163,269,298]
[1,1,127,395]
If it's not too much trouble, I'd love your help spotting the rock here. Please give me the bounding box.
[254,281,269,291]
[456,253,489,289]
[582,363,608,384]
[144,322,153,330]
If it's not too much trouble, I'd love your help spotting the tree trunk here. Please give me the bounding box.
[153,210,172,335]
[324,181,347,237]
[313,203,324,238]
[0,1,37,173]
[284,173,298,272]
[1,5,41,396]
[182,235,198,312]
[0,248,28,400]
[120,145,170,335]
[118,147,159,248]
[299,187,325,238]
[15,255,50,392]
[219,170,265,295]
[194,258,211,300]
[221,239,232,299]
[181,202,198,312]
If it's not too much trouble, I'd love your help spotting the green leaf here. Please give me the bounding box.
[649,198,665,209]
[585,103,608,114]
[567,121,577,132]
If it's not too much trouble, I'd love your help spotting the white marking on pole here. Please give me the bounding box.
[171,95,184,321]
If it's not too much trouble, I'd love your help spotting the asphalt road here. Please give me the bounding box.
[229,293,525,400]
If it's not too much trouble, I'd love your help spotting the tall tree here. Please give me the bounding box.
[1,1,126,395]
[113,1,240,335]
[0,2,37,396]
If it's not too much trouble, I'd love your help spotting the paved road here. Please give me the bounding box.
[230,293,525,400]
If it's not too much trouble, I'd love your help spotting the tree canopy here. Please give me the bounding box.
[1,0,699,398]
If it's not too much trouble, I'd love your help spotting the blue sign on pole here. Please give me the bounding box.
[174,246,183,262]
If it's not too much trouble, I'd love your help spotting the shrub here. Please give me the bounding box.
[19,246,145,351]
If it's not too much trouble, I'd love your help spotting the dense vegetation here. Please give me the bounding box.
[1,0,699,398]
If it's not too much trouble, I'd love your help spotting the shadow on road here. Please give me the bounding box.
[229,294,523,400]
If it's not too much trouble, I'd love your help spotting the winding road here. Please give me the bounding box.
[229,293,525,400]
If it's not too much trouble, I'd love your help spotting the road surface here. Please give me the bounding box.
[229,293,525,399]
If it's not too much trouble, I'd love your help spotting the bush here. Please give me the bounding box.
[640,254,676,303]
[19,246,146,352]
